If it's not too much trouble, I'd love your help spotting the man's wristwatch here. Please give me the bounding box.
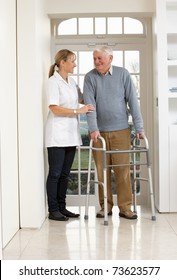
[74,109,77,114]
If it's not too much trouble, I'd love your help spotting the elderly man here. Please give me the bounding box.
[83,46,144,219]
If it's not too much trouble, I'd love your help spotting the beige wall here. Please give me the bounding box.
[45,0,155,15]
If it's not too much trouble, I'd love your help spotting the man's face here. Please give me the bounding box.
[93,51,113,75]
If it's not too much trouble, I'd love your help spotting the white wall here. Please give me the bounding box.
[17,0,51,228]
[0,0,50,248]
[0,133,3,258]
[0,0,19,247]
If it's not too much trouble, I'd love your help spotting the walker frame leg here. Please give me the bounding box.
[103,151,108,225]
[132,136,156,221]
[84,141,93,220]
[146,149,156,221]
[84,137,108,225]
[132,144,138,213]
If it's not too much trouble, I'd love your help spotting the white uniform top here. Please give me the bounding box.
[45,71,82,147]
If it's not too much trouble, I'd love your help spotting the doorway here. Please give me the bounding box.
[51,15,153,206]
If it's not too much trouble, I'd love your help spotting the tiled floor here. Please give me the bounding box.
[2,206,177,260]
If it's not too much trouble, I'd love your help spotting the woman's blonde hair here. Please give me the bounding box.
[48,49,76,78]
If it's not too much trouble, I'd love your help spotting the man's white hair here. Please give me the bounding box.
[93,46,113,56]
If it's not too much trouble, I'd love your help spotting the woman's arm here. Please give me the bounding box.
[49,104,95,116]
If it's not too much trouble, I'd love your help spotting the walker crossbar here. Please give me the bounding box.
[84,135,156,225]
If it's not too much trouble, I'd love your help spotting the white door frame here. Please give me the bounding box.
[52,17,153,206]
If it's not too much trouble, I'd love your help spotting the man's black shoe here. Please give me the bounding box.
[49,211,69,221]
[60,209,80,218]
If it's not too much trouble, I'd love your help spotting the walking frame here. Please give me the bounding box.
[84,135,156,225]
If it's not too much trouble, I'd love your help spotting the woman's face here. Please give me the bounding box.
[63,55,77,74]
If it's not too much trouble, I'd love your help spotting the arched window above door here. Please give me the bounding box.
[57,16,144,36]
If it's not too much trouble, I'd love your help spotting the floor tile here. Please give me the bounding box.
[2,206,177,260]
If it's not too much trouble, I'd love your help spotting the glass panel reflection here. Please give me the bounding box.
[79,18,93,34]
[124,17,143,34]
[107,17,122,34]
[58,18,77,35]
[79,51,93,74]
[95,17,106,34]
[131,75,140,98]
[113,51,123,67]
[125,51,139,73]
[81,173,95,195]
[68,173,78,195]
